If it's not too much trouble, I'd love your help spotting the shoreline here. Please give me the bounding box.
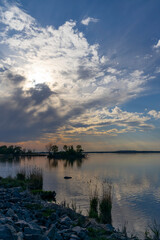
[0,183,136,240]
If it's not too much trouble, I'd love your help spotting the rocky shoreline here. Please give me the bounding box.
[0,186,137,240]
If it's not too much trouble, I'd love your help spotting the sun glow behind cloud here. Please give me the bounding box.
[0,1,159,150]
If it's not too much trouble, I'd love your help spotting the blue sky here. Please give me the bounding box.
[0,0,160,151]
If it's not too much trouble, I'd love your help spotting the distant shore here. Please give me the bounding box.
[1,150,160,158]
[85,150,160,154]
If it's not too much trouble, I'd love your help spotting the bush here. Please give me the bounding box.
[31,190,56,202]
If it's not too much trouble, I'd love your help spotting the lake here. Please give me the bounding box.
[0,153,160,237]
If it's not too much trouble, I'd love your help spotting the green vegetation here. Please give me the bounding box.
[25,203,43,210]
[89,187,99,219]
[0,176,26,189]
[41,208,55,217]
[0,167,57,202]
[31,189,56,202]
[17,167,43,190]
[0,145,34,155]
[0,167,42,190]
[145,221,160,240]
[99,183,112,224]
[87,227,108,240]
[89,182,112,225]
[46,144,86,160]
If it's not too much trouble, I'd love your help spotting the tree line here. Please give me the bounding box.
[46,144,85,159]
[45,143,84,154]
[0,145,34,155]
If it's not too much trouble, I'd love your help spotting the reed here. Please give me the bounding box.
[89,186,99,219]
[99,182,112,224]
[88,181,112,224]
[16,166,43,190]
[145,221,160,240]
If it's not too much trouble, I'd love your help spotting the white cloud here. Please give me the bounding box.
[81,17,99,26]
[153,40,160,49]
[62,107,154,136]
[0,2,154,142]
[148,110,160,119]
[155,67,160,73]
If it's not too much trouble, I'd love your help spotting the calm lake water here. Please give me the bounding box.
[0,153,160,237]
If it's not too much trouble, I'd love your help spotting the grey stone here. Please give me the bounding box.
[54,232,63,240]
[69,235,80,240]
[60,216,72,227]
[6,208,15,217]
[72,226,87,239]
[105,224,115,233]
[14,232,23,240]
[15,220,30,228]
[24,227,41,235]
[24,234,43,240]
[46,224,56,240]
[0,225,15,240]
[72,226,82,235]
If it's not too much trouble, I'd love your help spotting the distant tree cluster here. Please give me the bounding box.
[45,143,85,159]
[0,145,33,155]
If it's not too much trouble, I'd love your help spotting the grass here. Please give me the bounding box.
[88,181,112,224]
[0,166,43,191]
[25,203,43,210]
[87,227,108,240]
[0,176,26,189]
[41,208,55,217]
[99,182,112,224]
[89,186,99,219]
[31,189,56,202]
[145,221,160,240]
[121,222,128,238]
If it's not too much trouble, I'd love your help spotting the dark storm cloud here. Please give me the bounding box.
[0,73,86,142]
[27,84,54,105]
[7,72,25,83]
[0,77,61,141]
[77,65,97,80]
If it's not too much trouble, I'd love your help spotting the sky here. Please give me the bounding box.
[0,0,160,151]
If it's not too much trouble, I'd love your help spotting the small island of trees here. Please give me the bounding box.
[0,145,34,155]
[46,144,86,160]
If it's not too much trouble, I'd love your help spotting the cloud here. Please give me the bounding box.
[153,40,160,49]
[0,2,154,143]
[60,107,154,137]
[148,110,160,119]
[81,17,99,26]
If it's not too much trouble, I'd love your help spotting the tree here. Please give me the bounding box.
[68,145,74,153]
[51,145,58,154]
[76,145,83,153]
[45,143,53,153]
[63,145,68,152]
[13,146,22,154]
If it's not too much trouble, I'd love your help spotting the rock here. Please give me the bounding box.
[60,216,72,226]
[0,186,129,240]
[69,234,80,240]
[0,225,15,240]
[46,224,56,240]
[105,224,115,233]
[24,227,41,235]
[64,176,72,179]
[14,232,23,240]
[72,226,82,235]
[6,208,15,217]
[72,226,87,239]
[54,232,63,240]
[15,220,30,228]
[24,233,43,240]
